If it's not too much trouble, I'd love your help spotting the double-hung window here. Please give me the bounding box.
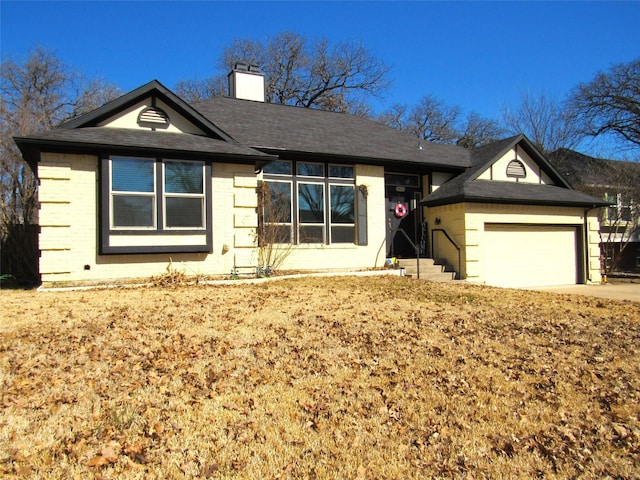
[262,160,359,245]
[102,155,211,254]
[606,193,633,223]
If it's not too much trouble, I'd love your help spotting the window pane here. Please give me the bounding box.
[300,225,323,243]
[385,173,420,187]
[297,162,324,177]
[113,195,154,227]
[263,160,292,175]
[166,197,203,228]
[331,226,355,243]
[112,158,154,192]
[262,225,292,244]
[165,161,203,194]
[265,181,292,223]
[298,183,324,223]
[329,165,354,178]
[330,185,354,223]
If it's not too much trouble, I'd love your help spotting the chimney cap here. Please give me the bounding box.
[233,62,261,74]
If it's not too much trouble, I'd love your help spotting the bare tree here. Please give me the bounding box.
[1,47,120,282]
[406,95,461,143]
[379,98,504,147]
[174,77,226,103]
[176,32,391,113]
[500,89,582,154]
[456,112,506,148]
[569,58,640,151]
[379,95,462,144]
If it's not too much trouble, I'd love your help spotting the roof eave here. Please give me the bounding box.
[256,147,469,171]
[13,136,275,163]
[423,194,611,208]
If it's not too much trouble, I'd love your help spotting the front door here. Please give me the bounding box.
[385,173,423,258]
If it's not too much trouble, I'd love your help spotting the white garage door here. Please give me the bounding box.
[484,224,578,288]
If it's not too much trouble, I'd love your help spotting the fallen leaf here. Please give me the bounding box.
[124,441,143,455]
[87,455,110,467]
[613,424,629,439]
[101,445,119,463]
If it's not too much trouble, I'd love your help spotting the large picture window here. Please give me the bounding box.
[262,161,357,244]
[102,155,211,254]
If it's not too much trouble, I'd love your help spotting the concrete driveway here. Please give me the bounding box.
[526,283,640,302]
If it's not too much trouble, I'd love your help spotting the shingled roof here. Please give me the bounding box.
[13,79,608,211]
[16,80,474,171]
[423,179,610,207]
[192,96,472,169]
[548,148,640,190]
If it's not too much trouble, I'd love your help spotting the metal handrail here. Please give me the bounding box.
[389,227,420,279]
[431,228,461,279]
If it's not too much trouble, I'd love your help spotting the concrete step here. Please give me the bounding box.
[397,258,457,281]
[405,271,457,282]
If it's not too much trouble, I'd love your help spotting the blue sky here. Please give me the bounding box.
[2,1,639,154]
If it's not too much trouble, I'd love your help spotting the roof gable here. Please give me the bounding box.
[14,81,277,165]
[477,143,554,185]
[60,80,234,142]
[422,135,609,208]
[469,135,571,188]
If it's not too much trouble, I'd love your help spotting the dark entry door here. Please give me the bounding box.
[385,173,423,258]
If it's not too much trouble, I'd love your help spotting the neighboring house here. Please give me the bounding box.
[549,148,640,273]
[15,66,608,288]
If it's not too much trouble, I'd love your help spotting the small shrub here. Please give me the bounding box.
[150,260,190,287]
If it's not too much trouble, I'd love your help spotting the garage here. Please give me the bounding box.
[483,224,579,288]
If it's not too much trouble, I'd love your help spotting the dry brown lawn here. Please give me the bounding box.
[1,276,639,479]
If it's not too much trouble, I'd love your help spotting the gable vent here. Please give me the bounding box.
[506,159,526,179]
[137,106,170,129]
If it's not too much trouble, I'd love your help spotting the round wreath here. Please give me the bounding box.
[394,203,408,218]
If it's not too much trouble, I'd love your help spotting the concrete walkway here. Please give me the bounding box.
[526,283,640,302]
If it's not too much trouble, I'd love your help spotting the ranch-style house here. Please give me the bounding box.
[15,65,609,288]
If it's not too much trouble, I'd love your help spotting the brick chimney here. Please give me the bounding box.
[228,63,265,102]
